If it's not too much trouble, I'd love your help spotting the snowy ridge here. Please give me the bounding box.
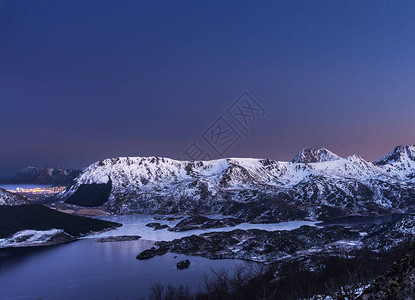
[0,229,72,248]
[312,155,392,180]
[57,145,415,219]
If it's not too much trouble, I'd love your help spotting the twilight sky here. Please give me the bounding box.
[1,0,415,175]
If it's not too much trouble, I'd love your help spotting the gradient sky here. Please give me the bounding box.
[1,0,415,175]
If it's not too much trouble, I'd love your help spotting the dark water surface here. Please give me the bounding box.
[0,213,402,299]
[318,213,406,226]
[0,239,246,300]
[0,214,314,300]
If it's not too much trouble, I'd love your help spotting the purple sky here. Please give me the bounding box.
[1,1,415,175]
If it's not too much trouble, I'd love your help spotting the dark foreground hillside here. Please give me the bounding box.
[0,204,120,239]
[359,247,415,299]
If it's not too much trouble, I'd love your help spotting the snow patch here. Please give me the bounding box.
[0,229,72,248]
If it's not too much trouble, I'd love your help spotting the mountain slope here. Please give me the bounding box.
[57,145,415,221]
[374,145,415,182]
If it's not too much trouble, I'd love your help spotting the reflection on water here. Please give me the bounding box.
[0,214,312,299]
[2,212,395,300]
[0,239,248,300]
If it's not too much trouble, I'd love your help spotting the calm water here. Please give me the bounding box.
[317,213,406,226]
[0,239,247,300]
[0,215,315,300]
[3,212,395,300]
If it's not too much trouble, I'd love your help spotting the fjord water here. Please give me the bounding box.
[0,214,394,299]
[0,238,247,300]
[0,215,315,300]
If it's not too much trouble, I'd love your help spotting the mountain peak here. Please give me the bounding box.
[292,147,341,164]
[374,145,415,166]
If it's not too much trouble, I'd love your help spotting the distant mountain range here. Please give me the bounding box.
[57,145,415,221]
[0,166,81,185]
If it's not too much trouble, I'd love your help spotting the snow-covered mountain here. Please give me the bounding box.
[57,145,415,220]
[374,145,415,181]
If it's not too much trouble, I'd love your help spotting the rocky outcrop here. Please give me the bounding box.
[145,223,170,230]
[137,215,415,263]
[176,259,190,269]
[97,235,140,243]
[136,247,164,260]
[147,226,362,262]
[168,215,242,232]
